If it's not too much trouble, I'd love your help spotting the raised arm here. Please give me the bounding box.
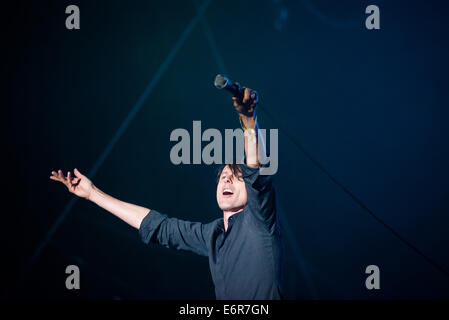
[232,86,266,168]
[49,169,149,229]
[232,87,277,230]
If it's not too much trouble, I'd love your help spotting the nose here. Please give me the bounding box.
[224,174,232,183]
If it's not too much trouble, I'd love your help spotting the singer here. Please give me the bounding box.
[49,85,283,300]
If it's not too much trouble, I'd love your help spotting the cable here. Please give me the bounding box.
[257,105,449,278]
[192,0,449,280]
[193,0,320,298]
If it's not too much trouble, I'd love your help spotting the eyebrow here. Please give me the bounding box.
[221,172,242,178]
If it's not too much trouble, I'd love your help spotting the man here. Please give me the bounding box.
[50,86,283,299]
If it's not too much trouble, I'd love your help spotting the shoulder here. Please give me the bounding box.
[201,217,223,235]
[240,163,275,190]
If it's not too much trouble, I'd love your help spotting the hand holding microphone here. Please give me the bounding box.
[214,74,259,118]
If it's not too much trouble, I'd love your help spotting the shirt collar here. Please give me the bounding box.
[217,208,245,232]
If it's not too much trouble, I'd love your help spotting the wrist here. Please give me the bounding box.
[87,184,98,202]
[239,114,256,130]
[244,127,258,145]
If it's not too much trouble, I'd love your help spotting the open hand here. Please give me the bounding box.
[49,168,94,200]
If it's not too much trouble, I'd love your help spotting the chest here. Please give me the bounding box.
[211,213,268,261]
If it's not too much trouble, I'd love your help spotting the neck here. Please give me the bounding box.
[222,206,244,231]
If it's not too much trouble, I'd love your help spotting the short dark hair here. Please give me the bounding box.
[216,164,243,183]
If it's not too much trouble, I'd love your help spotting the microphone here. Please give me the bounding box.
[214,74,244,99]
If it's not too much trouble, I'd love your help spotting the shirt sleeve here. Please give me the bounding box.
[138,210,210,257]
[241,163,277,230]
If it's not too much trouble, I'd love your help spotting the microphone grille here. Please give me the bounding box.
[214,74,228,89]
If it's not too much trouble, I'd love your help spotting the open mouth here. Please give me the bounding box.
[222,188,234,197]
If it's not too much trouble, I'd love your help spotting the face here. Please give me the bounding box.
[216,165,247,212]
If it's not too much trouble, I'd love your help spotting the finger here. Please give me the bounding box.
[74,168,83,178]
[250,90,258,102]
[58,170,66,181]
[253,91,259,103]
[50,171,63,182]
[72,177,80,185]
[243,87,250,104]
[66,172,73,188]
[251,94,258,105]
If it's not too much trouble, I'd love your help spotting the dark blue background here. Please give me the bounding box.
[3,0,449,299]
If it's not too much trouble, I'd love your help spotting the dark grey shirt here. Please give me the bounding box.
[138,164,283,300]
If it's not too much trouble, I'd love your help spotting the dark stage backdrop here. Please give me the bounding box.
[3,0,449,299]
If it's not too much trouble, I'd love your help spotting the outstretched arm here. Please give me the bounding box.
[50,169,149,229]
[49,169,209,255]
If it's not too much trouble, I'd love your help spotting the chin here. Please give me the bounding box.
[219,200,245,212]
[219,203,233,211]
[218,201,236,211]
